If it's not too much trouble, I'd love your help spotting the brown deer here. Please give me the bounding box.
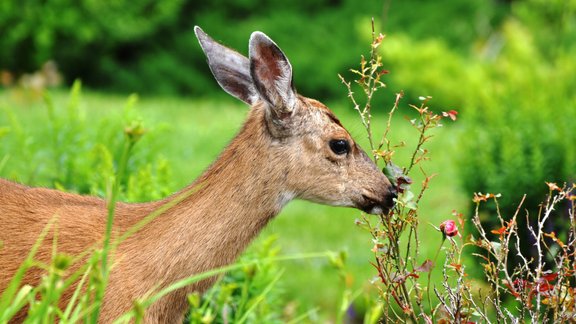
[0,27,396,323]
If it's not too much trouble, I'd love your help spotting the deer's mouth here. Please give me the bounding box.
[360,192,396,215]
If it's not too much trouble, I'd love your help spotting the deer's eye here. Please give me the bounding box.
[329,139,350,155]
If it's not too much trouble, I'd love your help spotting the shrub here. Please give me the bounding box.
[378,0,576,262]
[0,0,185,77]
[458,16,576,210]
[338,19,576,322]
[456,10,576,262]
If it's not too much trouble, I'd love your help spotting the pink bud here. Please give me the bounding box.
[439,220,458,237]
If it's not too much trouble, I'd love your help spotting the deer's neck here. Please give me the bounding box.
[122,105,290,287]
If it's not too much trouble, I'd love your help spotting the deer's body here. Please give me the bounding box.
[0,28,395,323]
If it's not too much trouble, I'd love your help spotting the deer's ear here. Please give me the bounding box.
[194,26,258,105]
[249,32,297,117]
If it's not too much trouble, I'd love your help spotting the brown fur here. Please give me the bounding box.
[0,29,395,323]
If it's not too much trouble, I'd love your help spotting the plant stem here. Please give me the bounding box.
[428,238,445,319]
[92,135,135,323]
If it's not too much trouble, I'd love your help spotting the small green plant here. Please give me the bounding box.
[1,81,172,201]
[187,236,286,324]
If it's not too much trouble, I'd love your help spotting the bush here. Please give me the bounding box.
[0,0,185,82]
[341,21,576,322]
[457,7,576,259]
[378,0,575,260]
[460,15,575,202]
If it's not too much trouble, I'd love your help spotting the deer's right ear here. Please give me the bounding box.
[248,32,296,117]
[194,26,258,105]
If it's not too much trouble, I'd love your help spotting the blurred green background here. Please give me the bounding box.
[0,0,507,98]
[1,0,575,321]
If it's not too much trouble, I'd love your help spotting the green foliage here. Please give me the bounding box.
[1,0,503,98]
[458,23,575,212]
[459,15,576,214]
[0,0,185,75]
[0,81,172,202]
[380,1,576,211]
[187,236,291,324]
[376,1,575,273]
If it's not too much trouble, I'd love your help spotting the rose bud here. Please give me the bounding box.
[439,220,458,237]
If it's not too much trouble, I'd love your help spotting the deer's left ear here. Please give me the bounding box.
[195,26,258,105]
[249,32,297,117]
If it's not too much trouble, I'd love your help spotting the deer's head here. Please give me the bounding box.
[195,27,397,214]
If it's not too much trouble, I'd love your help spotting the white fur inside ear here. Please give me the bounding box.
[274,63,296,111]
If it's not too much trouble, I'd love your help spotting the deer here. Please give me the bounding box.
[0,27,397,323]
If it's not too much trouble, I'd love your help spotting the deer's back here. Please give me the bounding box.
[0,179,108,294]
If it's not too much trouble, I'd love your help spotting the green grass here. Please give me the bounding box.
[0,88,469,319]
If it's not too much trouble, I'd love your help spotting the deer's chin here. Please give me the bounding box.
[357,194,394,215]
[359,203,391,215]
[362,205,387,215]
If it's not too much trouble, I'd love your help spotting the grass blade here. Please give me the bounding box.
[236,270,284,324]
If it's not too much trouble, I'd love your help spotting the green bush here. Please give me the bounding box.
[459,18,576,211]
[379,1,575,206]
[378,0,575,261]
[0,0,185,80]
